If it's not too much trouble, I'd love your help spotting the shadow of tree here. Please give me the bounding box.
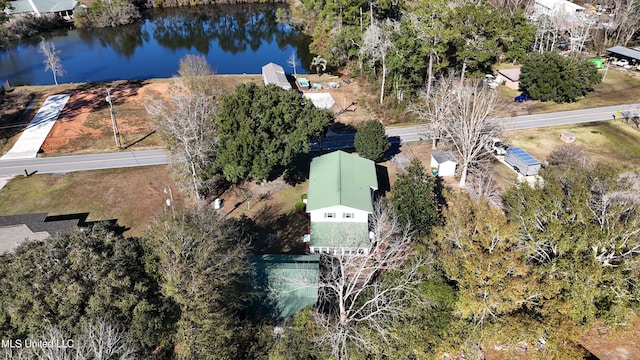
[237,204,308,255]
[57,80,148,120]
[282,152,313,185]
[375,164,390,198]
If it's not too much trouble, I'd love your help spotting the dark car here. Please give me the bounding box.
[514,92,531,103]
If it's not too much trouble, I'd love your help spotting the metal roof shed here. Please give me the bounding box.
[251,254,319,320]
[504,147,542,176]
[607,46,640,62]
[430,151,457,177]
[261,62,292,91]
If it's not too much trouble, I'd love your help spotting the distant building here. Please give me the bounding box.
[532,0,586,28]
[534,0,584,17]
[261,62,292,91]
[5,0,78,18]
[0,212,84,254]
[305,151,378,255]
[607,46,640,64]
[497,68,521,90]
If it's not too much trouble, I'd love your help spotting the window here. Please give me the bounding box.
[324,212,336,218]
[343,212,354,219]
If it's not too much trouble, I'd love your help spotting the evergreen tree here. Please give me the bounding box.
[354,120,390,162]
[519,52,601,103]
[389,159,441,238]
[0,224,173,356]
[216,83,332,183]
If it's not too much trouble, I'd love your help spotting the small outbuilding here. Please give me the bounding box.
[497,68,521,90]
[251,254,319,320]
[261,62,292,91]
[607,46,640,64]
[430,151,457,177]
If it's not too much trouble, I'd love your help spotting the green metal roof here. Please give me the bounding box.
[310,222,370,248]
[306,151,378,212]
[251,255,320,320]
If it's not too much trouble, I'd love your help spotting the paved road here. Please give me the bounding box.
[386,103,640,142]
[0,103,638,178]
[0,149,168,177]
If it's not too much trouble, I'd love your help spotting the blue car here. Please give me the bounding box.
[514,92,531,102]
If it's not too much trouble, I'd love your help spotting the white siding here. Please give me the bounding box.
[309,205,370,223]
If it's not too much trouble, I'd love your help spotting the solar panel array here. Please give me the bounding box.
[507,147,541,165]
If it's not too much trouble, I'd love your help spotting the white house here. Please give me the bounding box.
[305,151,378,255]
[431,151,457,177]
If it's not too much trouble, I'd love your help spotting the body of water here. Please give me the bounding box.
[0,4,311,86]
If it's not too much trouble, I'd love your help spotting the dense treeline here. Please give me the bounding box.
[298,0,535,101]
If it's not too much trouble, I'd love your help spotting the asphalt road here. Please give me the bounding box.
[0,149,169,177]
[0,103,638,177]
[386,103,640,142]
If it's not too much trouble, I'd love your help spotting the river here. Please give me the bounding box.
[0,4,311,86]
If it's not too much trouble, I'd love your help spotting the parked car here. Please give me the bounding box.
[486,137,508,155]
[514,91,531,103]
[483,74,499,89]
[615,59,629,67]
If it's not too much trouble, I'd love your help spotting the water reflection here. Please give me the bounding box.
[78,23,151,58]
[0,4,311,85]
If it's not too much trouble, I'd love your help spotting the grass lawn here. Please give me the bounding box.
[495,68,640,117]
[0,165,180,237]
[403,121,640,193]
[507,120,640,164]
[220,179,309,254]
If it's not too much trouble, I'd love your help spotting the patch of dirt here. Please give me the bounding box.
[41,81,169,154]
[580,317,640,360]
[296,74,374,127]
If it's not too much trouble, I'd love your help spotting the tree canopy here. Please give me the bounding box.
[143,208,253,359]
[354,119,390,162]
[0,224,173,356]
[388,158,441,238]
[519,52,601,103]
[215,83,332,182]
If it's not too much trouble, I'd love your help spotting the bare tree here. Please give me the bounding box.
[465,165,503,209]
[287,50,298,76]
[77,318,137,360]
[278,203,430,359]
[38,39,65,85]
[145,55,220,202]
[486,0,534,16]
[607,0,640,46]
[444,81,499,188]
[588,171,640,268]
[0,319,137,360]
[409,73,455,150]
[361,20,396,105]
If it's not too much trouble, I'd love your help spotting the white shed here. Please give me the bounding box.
[430,151,457,177]
[261,62,292,91]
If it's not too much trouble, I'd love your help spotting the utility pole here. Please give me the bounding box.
[105,87,122,149]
